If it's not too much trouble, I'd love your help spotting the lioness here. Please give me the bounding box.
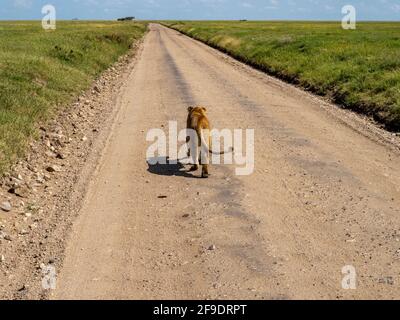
[186,106,233,178]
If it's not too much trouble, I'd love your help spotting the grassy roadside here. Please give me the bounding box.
[163,21,400,131]
[0,21,146,174]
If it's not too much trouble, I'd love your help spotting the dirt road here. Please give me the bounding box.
[52,24,400,300]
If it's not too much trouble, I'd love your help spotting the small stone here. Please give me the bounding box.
[29,223,38,230]
[46,165,61,173]
[208,244,216,251]
[182,214,190,218]
[6,177,22,188]
[0,255,4,263]
[13,187,29,198]
[28,165,38,173]
[81,136,88,142]
[19,229,29,236]
[17,285,26,292]
[56,152,67,160]
[0,201,12,212]
[45,151,56,158]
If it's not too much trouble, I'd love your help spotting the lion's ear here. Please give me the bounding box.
[188,106,193,112]
[201,107,207,112]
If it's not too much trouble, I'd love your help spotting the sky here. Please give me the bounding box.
[1,0,400,21]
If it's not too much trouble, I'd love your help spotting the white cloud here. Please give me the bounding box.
[241,2,254,8]
[13,0,32,9]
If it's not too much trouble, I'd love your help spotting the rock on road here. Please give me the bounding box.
[52,24,400,300]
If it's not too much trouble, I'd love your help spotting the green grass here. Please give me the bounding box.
[164,21,400,131]
[0,20,146,174]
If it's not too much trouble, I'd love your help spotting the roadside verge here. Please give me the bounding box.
[0,34,146,300]
[163,22,400,132]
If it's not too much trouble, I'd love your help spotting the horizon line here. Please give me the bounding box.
[1,18,400,22]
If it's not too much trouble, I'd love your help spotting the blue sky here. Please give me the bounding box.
[1,0,400,20]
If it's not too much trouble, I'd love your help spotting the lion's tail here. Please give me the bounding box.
[198,130,234,155]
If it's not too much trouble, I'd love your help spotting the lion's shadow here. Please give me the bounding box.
[147,157,201,179]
